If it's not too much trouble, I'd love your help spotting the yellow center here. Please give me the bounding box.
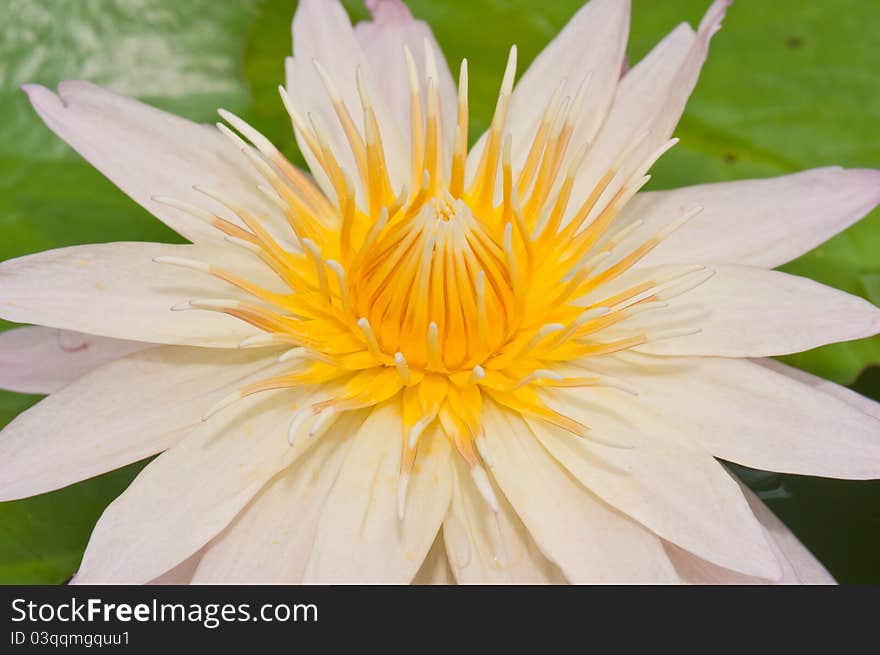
[157,45,704,509]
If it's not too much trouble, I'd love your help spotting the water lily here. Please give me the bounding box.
[1,0,878,584]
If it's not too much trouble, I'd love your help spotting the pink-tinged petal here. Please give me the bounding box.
[534,386,782,580]
[482,401,680,584]
[469,0,630,178]
[667,482,834,584]
[617,265,880,357]
[0,327,149,394]
[0,347,282,501]
[73,389,325,584]
[443,456,565,584]
[22,81,286,244]
[286,0,407,197]
[0,242,278,347]
[620,168,880,269]
[354,0,457,161]
[587,354,880,479]
[755,358,880,420]
[191,423,355,584]
[302,403,453,584]
[570,1,729,222]
[412,534,455,585]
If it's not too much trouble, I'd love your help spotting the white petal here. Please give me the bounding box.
[0,242,278,347]
[587,354,880,479]
[23,81,286,244]
[620,168,880,269]
[482,401,680,584]
[73,389,319,584]
[191,419,356,584]
[755,358,880,420]
[620,265,880,357]
[0,327,149,394]
[354,0,457,160]
[469,0,630,177]
[148,552,204,585]
[667,481,834,584]
[287,0,407,196]
[443,456,565,584]
[302,403,453,584]
[534,386,783,580]
[0,347,281,501]
[412,534,455,585]
[569,1,728,223]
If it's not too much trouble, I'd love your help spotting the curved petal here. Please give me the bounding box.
[73,388,324,584]
[584,354,880,479]
[533,387,782,580]
[0,242,279,347]
[191,420,356,584]
[443,456,565,584]
[755,358,880,420]
[569,1,729,223]
[667,481,835,584]
[620,168,880,269]
[302,403,453,584]
[618,265,880,357]
[0,347,281,501]
[482,401,680,584]
[412,534,455,585]
[469,0,630,178]
[0,327,149,394]
[287,0,407,197]
[354,0,457,160]
[22,81,285,244]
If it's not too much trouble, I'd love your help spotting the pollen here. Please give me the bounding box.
[155,41,707,512]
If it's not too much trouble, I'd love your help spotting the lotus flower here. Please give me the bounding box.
[1,0,878,584]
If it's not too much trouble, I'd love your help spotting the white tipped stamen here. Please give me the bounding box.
[470,465,500,512]
[218,108,278,156]
[394,352,412,385]
[187,299,241,311]
[408,414,435,449]
[153,256,212,273]
[524,323,565,353]
[654,268,716,301]
[357,317,384,361]
[468,365,485,385]
[514,369,564,389]
[426,322,443,370]
[203,390,244,421]
[279,347,308,362]
[152,196,223,227]
[223,235,263,254]
[238,334,284,349]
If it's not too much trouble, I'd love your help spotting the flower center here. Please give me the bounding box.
[352,194,513,372]
[156,44,708,512]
